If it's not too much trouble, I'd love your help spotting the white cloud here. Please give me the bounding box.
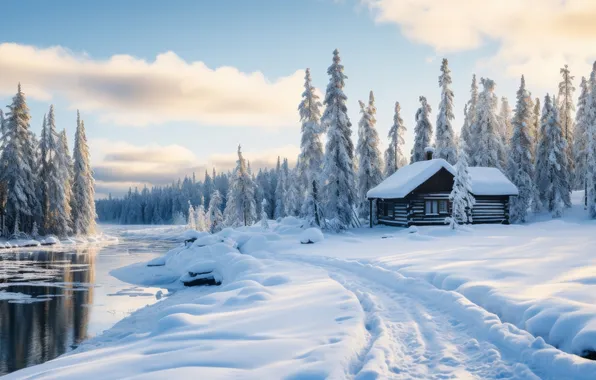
[90,139,299,196]
[0,43,306,128]
[364,0,596,88]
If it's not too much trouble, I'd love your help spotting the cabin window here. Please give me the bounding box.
[425,200,448,215]
[438,200,448,214]
[425,200,438,215]
[379,201,393,218]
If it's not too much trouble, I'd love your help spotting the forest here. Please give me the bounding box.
[96,51,596,230]
[0,85,96,238]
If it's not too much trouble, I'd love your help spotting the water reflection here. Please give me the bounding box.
[0,248,96,375]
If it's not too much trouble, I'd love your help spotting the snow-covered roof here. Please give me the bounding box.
[367,159,518,198]
[467,167,519,196]
[367,159,455,199]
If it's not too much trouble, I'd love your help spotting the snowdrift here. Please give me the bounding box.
[8,225,366,379]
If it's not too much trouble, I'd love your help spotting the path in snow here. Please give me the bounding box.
[313,261,537,379]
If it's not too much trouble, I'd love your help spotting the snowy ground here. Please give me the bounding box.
[0,231,119,251]
[7,193,596,379]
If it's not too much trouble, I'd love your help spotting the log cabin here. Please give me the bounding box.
[366,158,518,228]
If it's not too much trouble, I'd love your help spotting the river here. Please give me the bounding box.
[0,226,177,376]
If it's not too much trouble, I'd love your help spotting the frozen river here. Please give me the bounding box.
[0,226,177,376]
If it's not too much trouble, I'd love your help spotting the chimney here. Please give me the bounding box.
[424,147,435,160]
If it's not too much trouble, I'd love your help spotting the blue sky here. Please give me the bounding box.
[0,0,592,197]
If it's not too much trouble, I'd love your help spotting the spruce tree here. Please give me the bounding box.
[499,97,513,145]
[321,49,357,229]
[224,145,257,226]
[535,95,571,217]
[472,78,505,169]
[356,92,383,218]
[58,130,74,230]
[208,190,224,232]
[507,76,535,223]
[384,101,406,177]
[39,114,49,225]
[448,140,475,229]
[260,199,269,230]
[573,77,590,190]
[203,170,213,208]
[0,84,40,234]
[586,62,596,218]
[71,112,96,235]
[435,58,457,164]
[532,97,541,162]
[187,201,196,230]
[298,68,324,225]
[558,65,576,186]
[285,162,302,217]
[411,96,433,163]
[42,106,72,237]
[461,75,478,161]
[274,157,287,219]
[195,195,208,232]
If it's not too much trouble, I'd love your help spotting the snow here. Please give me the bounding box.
[367,159,455,198]
[9,226,366,380]
[367,159,518,198]
[299,228,324,244]
[40,236,60,245]
[468,167,519,196]
[8,194,596,379]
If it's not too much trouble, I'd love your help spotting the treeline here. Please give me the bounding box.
[97,51,596,229]
[0,85,96,238]
[95,170,231,225]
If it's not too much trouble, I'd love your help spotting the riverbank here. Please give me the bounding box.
[6,198,596,378]
[0,226,176,376]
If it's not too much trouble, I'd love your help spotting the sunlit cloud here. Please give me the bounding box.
[0,43,307,128]
[363,0,596,88]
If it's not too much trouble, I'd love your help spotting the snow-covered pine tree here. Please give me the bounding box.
[535,95,571,217]
[71,112,96,235]
[0,84,40,235]
[384,101,406,177]
[411,96,433,163]
[558,65,576,187]
[461,75,478,162]
[435,58,457,164]
[321,49,358,229]
[39,114,49,225]
[587,116,596,218]
[586,62,596,218]
[224,145,257,226]
[274,157,287,219]
[574,77,590,191]
[260,199,269,230]
[499,97,513,146]
[507,76,535,223]
[285,162,302,217]
[298,68,324,225]
[471,78,505,169]
[532,97,541,161]
[208,190,224,232]
[42,106,72,237]
[203,170,213,207]
[448,139,475,229]
[356,92,383,219]
[58,130,74,232]
[187,201,196,230]
[194,196,205,231]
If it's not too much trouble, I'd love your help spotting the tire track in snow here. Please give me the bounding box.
[327,267,536,379]
[254,250,585,379]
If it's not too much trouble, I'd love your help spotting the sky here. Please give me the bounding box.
[0,0,594,198]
